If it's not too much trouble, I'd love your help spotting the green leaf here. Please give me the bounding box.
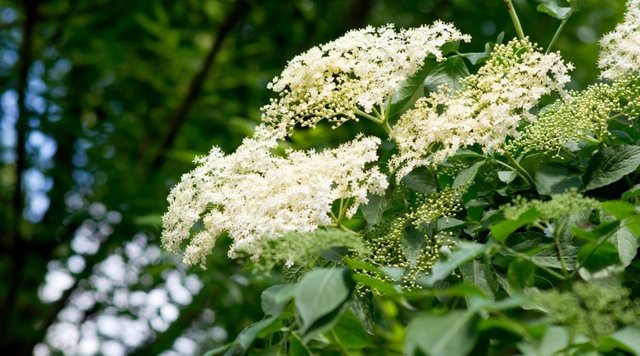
[405,311,479,356]
[490,209,541,244]
[234,316,279,351]
[352,273,398,295]
[584,145,640,191]
[578,241,620,272]
[601,201,636,220]
[418,242,489,286]
[622,184,640,200]
[498,170,517,184]
[507,258,536,290]
[534,162,583,196]
[518,325,571,356]
[453,161,484,189]
[361,192,391,226]
[625,215,640,236]
[332,310,370,350]
[610,226,638,267]
[537,3,571,20]
[294,268,353,334]
[261,284,296,316]
[389,58,436,119]
[402,166,437,194]
[460,259,495,300]
[424,56,470,94]
[605,326,640,355]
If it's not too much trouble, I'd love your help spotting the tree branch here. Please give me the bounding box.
[150,0,250,170]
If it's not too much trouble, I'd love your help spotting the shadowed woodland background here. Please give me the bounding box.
[0,0,626,354]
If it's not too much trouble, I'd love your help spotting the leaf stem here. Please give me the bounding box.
[546,19,567,53]
[503,152,535,187]
[552,226,571,281]
[504,0,526,40]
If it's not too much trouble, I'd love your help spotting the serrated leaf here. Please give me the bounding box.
[537,3,571,20]
[406,311,479,356]
[584,145,640,191]
[424,56,470,94]
[361,192,391,226]
[460,260,495,300]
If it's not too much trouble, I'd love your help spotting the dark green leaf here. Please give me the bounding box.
[535,162,583,196]
[402,166,438,193]
[406,311,479,356]
[424,56,470,94]
[584,145,640,191]
[361,192,391,226]
[389,58,436,119]
[507,259,536,290]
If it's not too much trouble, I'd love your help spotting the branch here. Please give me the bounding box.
[150,0,250,170]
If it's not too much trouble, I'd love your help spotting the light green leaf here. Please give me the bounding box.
[490,209,541,244]
[601,201,636,220]
[537,3,571,20]
[406,311,479,356]
[610,226,638,267]
[518,325,570,356]
[607,326,640,354]
[261,284,296,316]
[294,268,353,334]
[584,145,640,191]
[418,242,489,286]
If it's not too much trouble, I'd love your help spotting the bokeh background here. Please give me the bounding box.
[0,0,626,354]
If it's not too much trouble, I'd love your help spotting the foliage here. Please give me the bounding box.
[0,0,636,355]
[166,1,640,355]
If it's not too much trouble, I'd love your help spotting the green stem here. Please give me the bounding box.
[504,0,526,40]
[330,329,349,355]
[502,246,566,280]
[355,108,382,124]
[546,19,568,53]
[552,226,571,281]
[503,152,535,187]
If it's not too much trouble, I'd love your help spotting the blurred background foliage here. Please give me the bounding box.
[0,0,625,354]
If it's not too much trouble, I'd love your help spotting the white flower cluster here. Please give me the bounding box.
[262,22,470,133]
[389,38,573,180]
[161,126,387,267]
[599,0,640,80]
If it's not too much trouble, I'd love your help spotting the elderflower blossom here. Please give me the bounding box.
[598,0,640,80]
[389,38,572,180]
[261,22,470,134]
[161,126,387,267]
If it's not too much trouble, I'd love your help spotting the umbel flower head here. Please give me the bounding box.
[261,22,470,134]
[389,38,572,180]
[161,125,388,267]
[599,0,640,80]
